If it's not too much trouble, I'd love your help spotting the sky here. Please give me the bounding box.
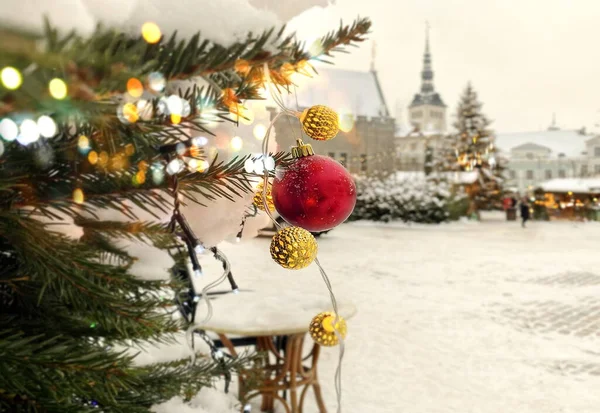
[287,0,600,134]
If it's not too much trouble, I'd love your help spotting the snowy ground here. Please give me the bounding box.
[156,213,600,413]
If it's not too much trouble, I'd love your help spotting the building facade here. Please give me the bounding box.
[496,127,593,193]
[396,29,447,171]
[271,68,396,176]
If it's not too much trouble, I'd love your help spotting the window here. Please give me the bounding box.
[581,164,589,176]
[545,170,552,179]
[328,152,335,159]
[360,154,367,172]
[410,143,417,151]
[339,153,348,168]
[412,111,422,119]
[526,170,534,179]
[595,147,600,157]
[558,169,566,178]
[509,170,516,179]
[526,153,534,160]
[595,165,600,175]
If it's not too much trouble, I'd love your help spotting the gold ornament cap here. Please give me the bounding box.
[309,311,347,347]
[290,138,314,159]
[270,226,318,270]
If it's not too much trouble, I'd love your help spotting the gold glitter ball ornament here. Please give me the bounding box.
[309,312,347,347]
[300,105,339,141]
[270,227,317,270]
[253,181,275,212]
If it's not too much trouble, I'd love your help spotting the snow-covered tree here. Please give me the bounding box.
[349,173,464,223]
[436,83,504,210]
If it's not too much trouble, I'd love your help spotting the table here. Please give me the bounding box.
[201,290,356,413]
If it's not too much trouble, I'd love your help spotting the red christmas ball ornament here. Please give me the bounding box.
[272,139,356,232]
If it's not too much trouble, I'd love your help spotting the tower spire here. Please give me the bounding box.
[421,21,434,95]
[370,40,377,72]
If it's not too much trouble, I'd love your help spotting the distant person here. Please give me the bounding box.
[520,198,530,228]
[511,197,518,208]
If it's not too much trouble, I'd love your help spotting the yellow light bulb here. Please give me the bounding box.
[49,78,68,100]
[141,22,162,44]
[1,67,22,90]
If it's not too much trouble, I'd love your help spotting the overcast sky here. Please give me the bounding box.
[288,0,600,134]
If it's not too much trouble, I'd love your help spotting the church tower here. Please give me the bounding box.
[408,24,447,133]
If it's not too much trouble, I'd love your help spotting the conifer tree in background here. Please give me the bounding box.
[0,17,370,413]
[436,83,504,210]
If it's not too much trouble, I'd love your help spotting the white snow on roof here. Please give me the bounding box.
[495,130,589,158]
[281,67,389,118]
[540,178,600,194]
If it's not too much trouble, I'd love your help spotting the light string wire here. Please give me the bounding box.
[162,150,234,372]
[261,64,345,413]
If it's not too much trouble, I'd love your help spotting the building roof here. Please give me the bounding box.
[510,142,552,152]
[280,67,390,119]
[540,178,600,194]
[495,130,589,158]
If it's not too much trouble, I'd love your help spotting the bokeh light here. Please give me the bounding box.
[78,135,90,151]
[127,78,144,98]
[125,143,135,156]
[166,159,183,175]
[37,116,57,138]
[118,103,139,124]
[148,72,166,92]
[167,95,183,115]
[98,151,109,167]
[141,22,161,44]
[18,119,40,146]
[88,150,98,165]
[253,124,266,140]
[338,111,355,133]
[137,99,153,120]
[1,67,22,90]
[0,118,18,141]
[230,136,243,151]
[198,159,209,172]
[73,188,84,204]
[192,136,208,147]
[49,78,68,100]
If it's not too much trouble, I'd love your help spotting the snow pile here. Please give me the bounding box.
[350,174,461,223]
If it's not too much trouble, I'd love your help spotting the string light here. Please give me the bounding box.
[36,116,57,138]
[198,160,209,172]
[48,78,68,100]
[148,72,166,92]
[230,136,243,151]
[118,103,139,124]
[1,67,22,90]
[192,136,208,146]
[98,151,109,167]
[73,188,85,204]
[141,22,162,44]
[166,159,183,175]
[244,158,254,173]
[18,119,40,146]
[137,99,153,120]
[127,78,144,98]
[0,118,18,141]
[78,135,90,151]
[88,151,98,165]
